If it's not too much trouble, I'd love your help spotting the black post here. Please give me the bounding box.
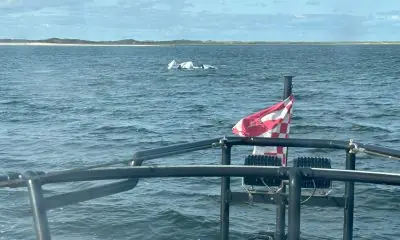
[275,75,294,240]
[275,183,287,240]
[343,151,356,240]
[220,138,231,240]
[283,76,293,100]
[24,171,51,240]
[282,75,293,161]
[287,169,301,240]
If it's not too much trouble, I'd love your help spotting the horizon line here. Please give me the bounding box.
[1,37,400,43]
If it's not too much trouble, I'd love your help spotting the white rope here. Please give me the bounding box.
[300,180,316,204]
[349,139,400,160]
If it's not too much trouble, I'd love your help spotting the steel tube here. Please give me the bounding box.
[132,138,221,163]
[287,170,302,240]
[40,165,282,184]
[44,179,139,210]
[275,75,293,240]
[220,140,231,240]
[44,152,143,210]
[226,137,349,150]
[46,138,221,173]
[24,172,51,240]
[4,138,400,189]
[343,151,356,240]
[35,165,400,186]
[309,168,400,185]
[275,184,287,240]
[356,142,400,159]
[230,191,345,208]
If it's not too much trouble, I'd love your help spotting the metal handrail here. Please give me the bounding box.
[1,136,399,240]
[14,165,400,186]
[2,137,399,189]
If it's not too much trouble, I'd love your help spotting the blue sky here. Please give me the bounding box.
[0,0,399,41]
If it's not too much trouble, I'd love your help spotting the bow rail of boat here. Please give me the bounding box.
[1,136,400,240]
[1,76,400,240]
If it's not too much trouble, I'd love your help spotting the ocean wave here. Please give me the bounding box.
[91,124,158,135]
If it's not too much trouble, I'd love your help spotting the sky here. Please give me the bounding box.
[0,0,400,41]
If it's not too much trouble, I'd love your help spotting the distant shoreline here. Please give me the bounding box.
[0,42,161,47]
[1,38,400,46]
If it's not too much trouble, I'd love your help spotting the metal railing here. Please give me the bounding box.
[2,76,400,239]
[1,137,400,240]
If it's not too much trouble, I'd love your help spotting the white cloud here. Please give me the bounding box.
[0,0,399,41]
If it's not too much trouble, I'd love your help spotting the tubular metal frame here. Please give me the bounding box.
[1,137,400,240]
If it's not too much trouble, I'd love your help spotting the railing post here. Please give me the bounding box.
[275,75,294,240]
[220,138,231,240]
[287,169,301,240]
[275,183,287,240]
[343,150,356,240]
[23,171,51,240]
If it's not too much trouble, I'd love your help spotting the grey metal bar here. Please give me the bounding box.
[35,165,400,186]
[230,191,345,208]
[132,138,221,163]
[44,153,143,210]
[288,169,302,240]
[309,168,400,185]
[7,137,400,189]
[356,142,400,159]
[226,137,349,150]
[7,138,221,188]
[343,151,356,240]
[3,164,400,240]
[275,184,287,240]
[23,171,51,240]
[39,166,281,184]
[4,137,400,189]
[44,179,139,210]
[274,75,293,240]
[220,138,231,240]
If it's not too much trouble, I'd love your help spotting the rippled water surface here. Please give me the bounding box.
[0,45,400,239]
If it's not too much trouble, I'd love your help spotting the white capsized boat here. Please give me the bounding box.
[167,60,216,70]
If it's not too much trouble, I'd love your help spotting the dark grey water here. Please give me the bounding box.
[0,45,399,240]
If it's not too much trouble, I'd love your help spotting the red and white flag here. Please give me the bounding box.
[232,95,294,166]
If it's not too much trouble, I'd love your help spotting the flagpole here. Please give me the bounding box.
[283,76,293,162]
[275,75,293,240]
[283,76,293,100]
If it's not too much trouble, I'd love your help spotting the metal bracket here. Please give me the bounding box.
[348,139,360,154]
[218,136,228,148]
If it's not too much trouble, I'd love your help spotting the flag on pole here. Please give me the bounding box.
[232,95,294,166]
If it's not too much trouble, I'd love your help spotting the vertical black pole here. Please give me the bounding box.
[24,171,51,240]
[283,76,293,100]
[287,169,301,240]
[275,184,287,240]
[275,75,294,240]
[283,75,293,161]
[220,138,231,240]
[343,151,356,240]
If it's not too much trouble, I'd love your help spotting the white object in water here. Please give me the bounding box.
[179,61,195,69]
[201,64,217,70]
[167,60,216,70]
[168,60,179,69]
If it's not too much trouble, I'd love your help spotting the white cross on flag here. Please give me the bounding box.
[232,95,294,166]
